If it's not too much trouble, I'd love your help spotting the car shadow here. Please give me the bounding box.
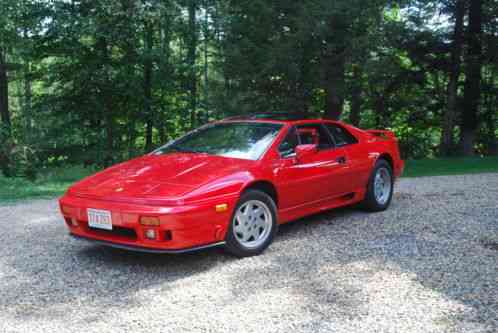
[0,214,235,321]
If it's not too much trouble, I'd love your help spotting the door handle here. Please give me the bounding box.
[336,156,347,164]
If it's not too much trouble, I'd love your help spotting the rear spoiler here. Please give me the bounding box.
[366,130,396,140]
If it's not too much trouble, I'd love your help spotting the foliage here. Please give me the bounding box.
[0,165,96,202]
[0,0,497,180]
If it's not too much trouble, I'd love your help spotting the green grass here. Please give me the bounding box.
[1,157,497,202]
[0,165,96,202]
[403,156,498,177]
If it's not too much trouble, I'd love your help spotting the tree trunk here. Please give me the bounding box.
[375,96,388,128]
[158,124,166,145]
[295,39,313,113]
[349,64,362,127]
[144,21,154,152]
[322,15,347,120]
[127,120,136,159]
[459,0,482,156]
[203,0,209,123]
[156,6,172,146]
[0,49,11,133]
[120,0,138,158]
[24,62,33,139]
[484,68,497,155]
[188,0,198,128]
[323,52,345,120]
[104,110,114,165]
[96,35,114,165]
[0,48,12,177]
[441,0,465,156]
[486,106,497,155]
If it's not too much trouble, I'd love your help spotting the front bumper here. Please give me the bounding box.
[70,234,225,254]
[59,193,237,252]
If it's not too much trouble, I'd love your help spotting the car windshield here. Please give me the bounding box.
[154,122,283,160]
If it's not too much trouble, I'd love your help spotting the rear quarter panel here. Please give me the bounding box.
[349,125,404,179]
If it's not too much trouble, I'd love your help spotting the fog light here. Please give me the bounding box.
[145,229,156,240]
[71,218,79,227]
[140,216,160,226]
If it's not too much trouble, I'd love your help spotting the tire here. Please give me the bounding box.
[224,190,278,257]
[362,159,394,212]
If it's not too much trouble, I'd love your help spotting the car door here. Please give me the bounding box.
[325,123,370,191]
[272,124,351,211]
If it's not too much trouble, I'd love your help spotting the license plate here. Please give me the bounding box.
[87,208,113,230]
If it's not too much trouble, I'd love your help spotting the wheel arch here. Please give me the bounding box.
[242,180,279,207]
[377,153,394,170]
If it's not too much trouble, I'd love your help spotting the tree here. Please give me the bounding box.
[320,0,389,120]
[0,47,10,135]
[441,0,466,156]
[460,0,483,155]
[187,0,198,128]
[144,20,154,152]
[0,0,19,176]
[0,0,497,178]
[321,12,348,120]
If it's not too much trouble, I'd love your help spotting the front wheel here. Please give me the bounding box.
[224,190,278,257]
[362,159,394,212]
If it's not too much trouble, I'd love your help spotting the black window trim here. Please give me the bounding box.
[278,126,299,159]
[278,123,339,159]
[323,123,359,148]
[295,123,336,151]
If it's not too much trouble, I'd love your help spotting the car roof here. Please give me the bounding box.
[221,112,337,125]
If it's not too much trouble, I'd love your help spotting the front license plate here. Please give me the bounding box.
[87,208,113,230]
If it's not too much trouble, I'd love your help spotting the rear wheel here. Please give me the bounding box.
[362,159,394,211]
[224,190,278,257]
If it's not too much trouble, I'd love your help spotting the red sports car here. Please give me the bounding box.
[59,113,404,257]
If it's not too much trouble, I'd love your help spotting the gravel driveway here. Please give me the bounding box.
[0,174,497,333]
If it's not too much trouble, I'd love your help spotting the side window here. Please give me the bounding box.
[296,124,334,150]
[278,127,299,157]
[326,124,358,147]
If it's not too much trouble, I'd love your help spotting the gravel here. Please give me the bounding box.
[0,173,497,333]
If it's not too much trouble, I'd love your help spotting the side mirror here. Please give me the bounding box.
[295,144,318,162]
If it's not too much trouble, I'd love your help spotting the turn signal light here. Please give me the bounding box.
[215,203,228,212]
[64,217,79,227]
[140,216,160,226]
[61,205,72,215]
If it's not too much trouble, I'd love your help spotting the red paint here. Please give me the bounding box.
[59,119,404,252]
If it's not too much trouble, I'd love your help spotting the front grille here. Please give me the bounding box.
[86,224,138,240]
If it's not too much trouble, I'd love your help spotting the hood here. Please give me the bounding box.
[69,153,254,202]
